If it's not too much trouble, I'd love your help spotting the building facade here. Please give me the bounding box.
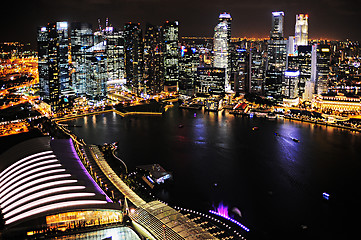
[213,13,232,91]
[295,14,308,47]
[163,21,179,92]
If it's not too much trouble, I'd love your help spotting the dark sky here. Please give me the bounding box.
[2,0,361,47]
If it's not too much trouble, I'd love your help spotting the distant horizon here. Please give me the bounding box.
[1,35,351,50]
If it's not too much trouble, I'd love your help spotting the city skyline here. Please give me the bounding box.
[2,0,361,46]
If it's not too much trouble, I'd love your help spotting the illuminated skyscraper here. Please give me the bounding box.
[124,22,143,94]
[163,20,179,92]
[265,11,287,101]
[213,12,232,92]
[270,11,284,40]
[37,22,70,112]
[179,46,199,96]
[230,48,249,93]
[104,26,125,84]
[37,26,49,98]
[144,24,164,94]
[250,48,266,95]
[316,45,331,94]
[295,14,308,46]
[56,22,71,93]
[70,22,93,96]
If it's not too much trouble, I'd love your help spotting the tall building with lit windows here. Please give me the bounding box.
[144,24,164,95]
[213,12,232,91]
[316,45,331,94]
[124,22,143,95]
[104,26,125,84]
[37,22,70,112]
[70,22,94,96]
[265,11,288,102]
[295,14,308,47]
[37,26,49,99]
[163,20,179,92]
[270,11,284,40]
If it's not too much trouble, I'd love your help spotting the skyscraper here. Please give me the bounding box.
[47,23,61,111]
[56,22,70,93]
[179,46,199,96]
[295,14,308,46]
[270,11,284,40]
[316,45,331,94]
[86,37,108,99]
[104,26,125,84]
[230,48,249,93]
[250,47,266,95]
[265,11,288,101]
[124,22,143,94]
[70,22,93,96]
[213,12,232,92]
[37,22,70,112]
[37,26,49,99]
[163,20,179,92]
[143,24,164,95]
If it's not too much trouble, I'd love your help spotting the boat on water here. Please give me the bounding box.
[179,103,202,110]
[178,124,184,128]
[292,137,300,142]
[266,112,277,119]
[252,127,259,131]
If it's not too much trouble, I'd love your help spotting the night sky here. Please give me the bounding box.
[2,0,361,46]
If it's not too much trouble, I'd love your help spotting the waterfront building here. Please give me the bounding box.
[124,22,143,95]
[283,70,300,99]
[163,20,179,92]
[285,45,317,99]
[312,94,361,112]
[179,46,199,96]
[70,22,94,96]
[295,14,308,47]
[143,24,164,95]
[298,45,317,98]
[265,11,288,102]
[195,67,225,95]
[213,12,232,92]
[316,44,331,94]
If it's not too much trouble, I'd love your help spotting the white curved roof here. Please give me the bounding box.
[0,137,119,227]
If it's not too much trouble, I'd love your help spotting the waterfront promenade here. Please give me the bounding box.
[283,115,361,132]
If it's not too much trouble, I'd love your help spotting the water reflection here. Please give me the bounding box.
[66,108,361,239]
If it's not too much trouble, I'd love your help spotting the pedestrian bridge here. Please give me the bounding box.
[87,145,217,239]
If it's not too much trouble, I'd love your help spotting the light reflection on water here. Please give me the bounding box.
[66,108,361,239]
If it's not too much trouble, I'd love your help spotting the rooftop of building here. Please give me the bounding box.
[0,137,120,230]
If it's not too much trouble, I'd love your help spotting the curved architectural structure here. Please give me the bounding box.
[0,137,120,231]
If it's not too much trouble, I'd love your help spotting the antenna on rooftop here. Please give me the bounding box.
[97,18,102,31]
